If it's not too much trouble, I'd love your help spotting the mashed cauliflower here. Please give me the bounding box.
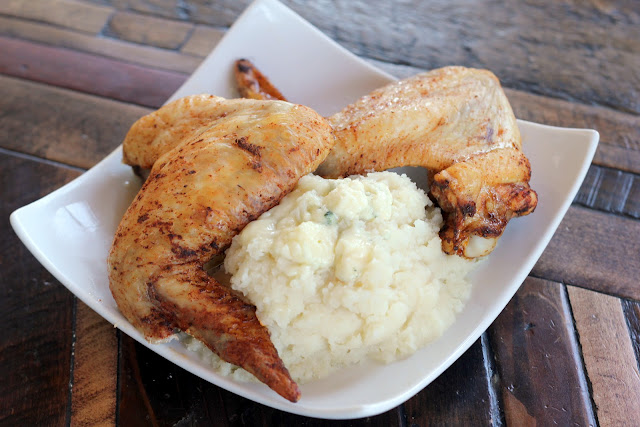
[184,171,476,382]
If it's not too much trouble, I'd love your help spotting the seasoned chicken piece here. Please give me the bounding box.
[316,67,537,257]
[123,94,248,170]
[122,66,286,172]
[234,58,287,101]
[126,63,536,257]
[109,97,335,402]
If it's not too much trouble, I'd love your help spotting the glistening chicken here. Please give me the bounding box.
[108,97,335,402]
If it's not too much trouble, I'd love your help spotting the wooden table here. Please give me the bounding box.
[2,0,639,425]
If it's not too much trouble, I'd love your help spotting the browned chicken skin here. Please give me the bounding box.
[234,58,288,101]
[317,67,537,256]
[113,62,537,402]
[109,97,335,401]
[125,63,537,258]
[233,61,537,256]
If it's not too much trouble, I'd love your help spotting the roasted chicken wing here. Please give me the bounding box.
[109,97,335,401]
[317,67,537,257]
[126,64,537,258]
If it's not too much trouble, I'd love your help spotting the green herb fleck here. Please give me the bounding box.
[324,210,337,225]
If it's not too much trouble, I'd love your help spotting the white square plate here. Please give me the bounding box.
[10,0,598,419]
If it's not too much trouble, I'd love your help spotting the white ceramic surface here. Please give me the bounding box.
[10,0,599,419]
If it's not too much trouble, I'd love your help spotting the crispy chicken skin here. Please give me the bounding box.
[125,65,537,258]
[317,67,537,257]
[109,97,335,401]
[123,95,248,170]
[234,58,287,101]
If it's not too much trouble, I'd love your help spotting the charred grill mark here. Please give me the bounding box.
[476,225,503,237]
[171,245,198,258]
[236,60,251,73]
[234,137,264,171]
[137,213,149,223]
[235,137,262,157]
[461,201,476,217]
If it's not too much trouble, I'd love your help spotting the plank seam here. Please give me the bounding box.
[396,401,408,427]
[570,200,640,223]
[98,11,116,38]
[66,296,78,427]
[0,146,87,173]
[528,272,640,305]
[481,332,505,426]
[0,12,100,37]
[562,284,600,426]
[620,300,640,388]
[115,330,122,427]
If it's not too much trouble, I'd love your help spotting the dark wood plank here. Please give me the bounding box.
[568,286,640,424]
[0,36,185,108]
[4,32,640,177]
[532,205,640,301]
[0,150,81,425]
[0,15,201,74]
[0,0,113,34]
[487,277,595,426]
[105,11,193,50]
[0,74,150,169]
[575,165,640,219]
[213,388,401,426]
[621,299,640,370]
[119,335,403,425]
[403,336,500,426]
[109,0,640,114]
[505,89,640,175]
[70,302,118,426]
[119,336,212,426]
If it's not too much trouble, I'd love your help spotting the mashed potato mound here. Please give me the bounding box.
[185,171,476,383]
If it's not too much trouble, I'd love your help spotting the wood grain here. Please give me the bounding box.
[118,336,403,425]
[2,0,640,424]
[488,277,595,426]
[622,299,640,369]
[403,337,499,425]
[214,387,402,426]
[105,11,194,50]
[0,0,113,34]
[0,74,150,169]
[575,165,640,219]
[0,151,81,425]
[119,336,224,426]
[568,286,640,425]
[532,205,640,301]
[180,25,225,56]
[3,29,640,178]
[0,37,184,108]
[104,0,640,113]
[0,15,202,74]
[70,302,118,426]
